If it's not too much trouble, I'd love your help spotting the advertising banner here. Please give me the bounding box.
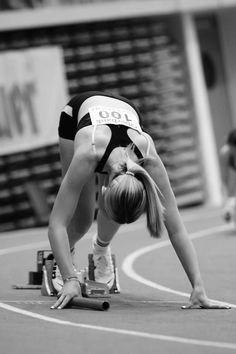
[0,46,68,155]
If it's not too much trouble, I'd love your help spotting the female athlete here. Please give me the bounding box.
[48,91,230,310]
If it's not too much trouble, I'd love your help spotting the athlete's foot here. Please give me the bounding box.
[51,262,64,293]
[93,247,115,289]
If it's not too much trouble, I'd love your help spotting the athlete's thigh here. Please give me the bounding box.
[96,174,107,210]
[96,175,120,239]
[59,137,74,177]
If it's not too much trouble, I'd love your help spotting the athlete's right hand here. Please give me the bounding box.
[50,280,81,309]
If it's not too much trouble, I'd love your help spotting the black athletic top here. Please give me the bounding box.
[58,91,144,173]
[94,124,143,173]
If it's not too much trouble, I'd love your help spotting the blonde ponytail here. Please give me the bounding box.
[103,145,165,237]
[134,164,165,237]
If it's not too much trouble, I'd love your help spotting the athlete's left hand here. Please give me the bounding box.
[182,286,231,309]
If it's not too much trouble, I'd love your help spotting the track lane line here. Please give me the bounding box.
[122,223,236,308]
[0,219,235,349]
[0,241,49,256]
[0,302,236,350]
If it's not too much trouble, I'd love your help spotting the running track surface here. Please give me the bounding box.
[0,206,235,354]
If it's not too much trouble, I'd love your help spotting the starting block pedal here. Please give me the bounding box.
[81,280,110,298]
[41,262,111,298]
[88,254,120,294]
[13,249,121,298]
[70,267,110,298]
[12,250,53,290]
[29,250,53,285]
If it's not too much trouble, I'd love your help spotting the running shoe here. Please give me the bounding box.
[51,262,63,293]
[93,247,115,290]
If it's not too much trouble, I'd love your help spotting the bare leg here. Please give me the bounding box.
[96,208,120,244]
[59,137,74,178]
[96,174,120,245]
[93,200,119,288]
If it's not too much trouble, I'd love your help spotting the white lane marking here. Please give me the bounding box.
[0,208,224,256]
[0,299,183,304]
[122,223,236,308]
[0,241,49,256]
[180,208,223,222]
[0,302,236,350]
[0,227,50,240]
[0,219,145,256]
[1,300,54,304]
[0,222,145,256]
[0,220,235,349]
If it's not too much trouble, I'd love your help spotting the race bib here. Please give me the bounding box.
[88,105,142,132]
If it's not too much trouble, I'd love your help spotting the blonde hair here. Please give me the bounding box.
[103,146,165,237]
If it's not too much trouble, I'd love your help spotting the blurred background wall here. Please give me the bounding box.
[0,0,236,231]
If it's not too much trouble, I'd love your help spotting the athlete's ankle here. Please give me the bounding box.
[93,235,110,254]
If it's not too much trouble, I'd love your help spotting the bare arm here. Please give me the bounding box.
[145,155,204,288]
[48,151,95,308]
[144,141,230,309]
[49,151,94,276]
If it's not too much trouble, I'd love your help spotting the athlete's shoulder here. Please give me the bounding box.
[67,91,105,106]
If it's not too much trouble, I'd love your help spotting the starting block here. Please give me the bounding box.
[12,250,52,289]
[13,249,120,298]
[88,254,120,294]
[81,280,110,298]
[29,249,52,285]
